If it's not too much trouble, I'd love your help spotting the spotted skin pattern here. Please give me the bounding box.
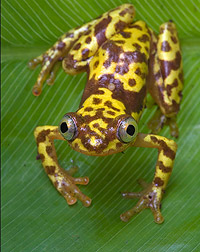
[30,4,182,224]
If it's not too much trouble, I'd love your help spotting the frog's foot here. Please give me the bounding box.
[46,61,62,86]
[120,179,164,224]
[57,167,91,207]
[28,55,43,70]
[167,117,179,138]
[148,109,167,134]
[28,53,63,96]
[148,108,179,138]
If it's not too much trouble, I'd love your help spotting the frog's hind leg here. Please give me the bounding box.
[147,22,183,137]
[29,25,93,96]
[62,4,135,75]
[29,4,135,96]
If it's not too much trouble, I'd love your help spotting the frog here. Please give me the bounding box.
[29,3,183,224]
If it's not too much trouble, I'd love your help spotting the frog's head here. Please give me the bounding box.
[58,111,138,156]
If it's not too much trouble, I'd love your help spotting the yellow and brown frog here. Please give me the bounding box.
[29,4,183,224]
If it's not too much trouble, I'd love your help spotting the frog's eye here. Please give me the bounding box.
[118,117,138,143]
[59,115,77,141]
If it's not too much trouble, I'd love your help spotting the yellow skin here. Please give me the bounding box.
[30,4,183,224]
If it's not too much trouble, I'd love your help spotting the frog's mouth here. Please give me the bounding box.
[69,136,129,157]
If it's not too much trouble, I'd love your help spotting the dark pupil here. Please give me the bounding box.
[60,122,68,133]
[126,125,135,136]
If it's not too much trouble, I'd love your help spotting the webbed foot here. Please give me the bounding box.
[28,53,62,96]
[120,179,164,224]
[148,108,179,138]
[59,165,91,207]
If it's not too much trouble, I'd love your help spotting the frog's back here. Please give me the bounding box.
[81,21,151,122]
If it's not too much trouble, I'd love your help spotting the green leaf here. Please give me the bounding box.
[2,0,200,251]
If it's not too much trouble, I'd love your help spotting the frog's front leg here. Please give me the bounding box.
[34,126,91,207]
[120,133,177,224]
[148,21,183,137]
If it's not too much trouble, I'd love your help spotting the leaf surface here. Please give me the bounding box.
[2,0,200,251]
